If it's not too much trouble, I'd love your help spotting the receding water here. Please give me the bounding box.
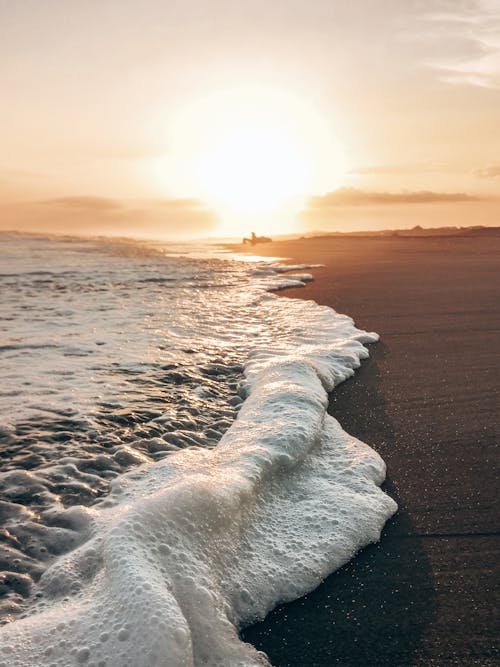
[0,232,396,666]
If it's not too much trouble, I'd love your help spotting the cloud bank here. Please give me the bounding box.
[0,195,217,238]
[306,187,478,208]
[45,196,123,211]
[300,185,495,232]
[350,163,446,176]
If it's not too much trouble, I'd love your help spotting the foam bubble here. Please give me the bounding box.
[0,274,396,665]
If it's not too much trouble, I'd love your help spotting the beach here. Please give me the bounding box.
[0,233,396,666]
[0,231,497,666]
[2,0,499,663]
[241,233,500,665]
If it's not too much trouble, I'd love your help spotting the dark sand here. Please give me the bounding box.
[239,235,499,666]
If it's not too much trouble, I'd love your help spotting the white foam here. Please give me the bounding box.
[0,284,396,666]
[271,263,324,272]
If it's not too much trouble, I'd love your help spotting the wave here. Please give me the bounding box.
[0,289,396,666]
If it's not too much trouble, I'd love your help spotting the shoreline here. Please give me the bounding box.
[240,235,499,665]
[0,231,397,665]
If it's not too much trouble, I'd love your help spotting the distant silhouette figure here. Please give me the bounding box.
[243,231,272,245]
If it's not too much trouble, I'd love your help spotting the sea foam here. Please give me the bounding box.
[0,300,396,664]
[0,235,396,666]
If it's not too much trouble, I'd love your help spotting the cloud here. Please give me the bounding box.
[350,163,446,176]
[421,0,500,89]
[300,184,494,231]
[44,196,123,211]
[474,164,500,179]
[306,188,478,208]
[0,195,217,237]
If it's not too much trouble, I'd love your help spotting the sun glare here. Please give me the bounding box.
[195,125,307,214]
[150,86,347,236]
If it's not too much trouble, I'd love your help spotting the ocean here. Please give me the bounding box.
[0,232,396,666]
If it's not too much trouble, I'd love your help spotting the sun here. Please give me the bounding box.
[195,124,307,215]
[151,86,347,236]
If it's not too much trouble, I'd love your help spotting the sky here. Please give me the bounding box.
[1,0,499,238]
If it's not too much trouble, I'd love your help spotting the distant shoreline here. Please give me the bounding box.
[293,224,500,238]
[2,224,500,246]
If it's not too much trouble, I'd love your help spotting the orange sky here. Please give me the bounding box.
[1,0,499,237]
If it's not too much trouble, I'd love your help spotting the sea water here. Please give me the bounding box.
[0,232,396,666]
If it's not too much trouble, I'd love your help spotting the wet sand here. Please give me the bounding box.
[240,234,499,666]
